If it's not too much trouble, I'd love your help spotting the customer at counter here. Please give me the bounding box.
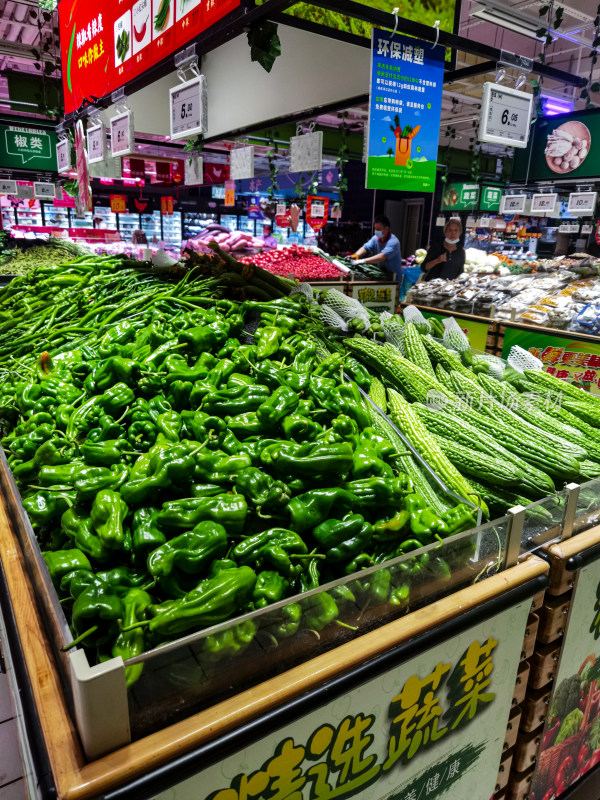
[421,219,465,281]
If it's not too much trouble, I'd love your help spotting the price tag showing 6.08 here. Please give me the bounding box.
[169,76,206,141]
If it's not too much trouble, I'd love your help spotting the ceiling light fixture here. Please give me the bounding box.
[471,0,591,46]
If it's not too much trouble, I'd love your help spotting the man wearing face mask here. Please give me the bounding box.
[352,214,402,280]
[421,219,465,282]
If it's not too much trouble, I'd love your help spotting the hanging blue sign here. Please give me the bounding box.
[366,31,444,193]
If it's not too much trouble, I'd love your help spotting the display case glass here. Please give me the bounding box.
[574,478,600,536]
[1,207,15,230]
[183,212,218,240]
[43,204,69,228]
[118,213,141,243]
[15,204,43,227]
[161,211,182,246]
[92,206,118,230]
[239,216,256,236]
[220,215,238,232]
[141,212,161,243]
[70,211,94,230]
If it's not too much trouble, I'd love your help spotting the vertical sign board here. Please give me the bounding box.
[367,32,444,192]
[306,195,329,231]
[0,126,57,171]
[169,76,206,141]
[224,180,235,207]
[152,600,531,800]
[501,327,600,396]
[532,560,600,799]
[290,132,323,173]
[184,156,204,187]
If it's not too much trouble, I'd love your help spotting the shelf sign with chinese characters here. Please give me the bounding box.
[480,185,503,212]
[0,180,17,195]
[56,139,71,174]
[33,183,56,200]
[567,191,597,216]
[531,193,558,215]
[442,183,479,211]
[152,599,530,800]
[224,180,235,207]
[110,111,134,157]
[290,132,323,173]
[0,125,56,170]
[351,282,398,314]
[306,195,329,231]
[532,559,600,799]
[230,145,255,181]
[479,83,532,148]
[501,326,600,395]
[367,31,444,193]
[87,123,105,164]
[500,194,526,214]
[109,194,127,213]
[59,0,240,115]
[169,76,207,141]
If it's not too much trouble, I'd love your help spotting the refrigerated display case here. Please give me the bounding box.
[220,214,238,232]
[117,213,141,243]
[161,211,182,246]
[183,212,218,240]
[70,211,94,231]
[93,207,118,230]
[141,212,161,243]
[1,206,15,231]
[42,204,69,229]
[239,216,256,236]
[15,204,43,227]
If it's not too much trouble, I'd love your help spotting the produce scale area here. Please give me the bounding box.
[3,0,600,799]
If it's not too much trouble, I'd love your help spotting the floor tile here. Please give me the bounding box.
[0,720,23,787]
[0,675,14,724]
[0,780,25,800]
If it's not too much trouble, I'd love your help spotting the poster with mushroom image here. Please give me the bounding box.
[545,121,591,175]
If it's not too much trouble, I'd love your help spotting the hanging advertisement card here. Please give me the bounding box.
[109,194,127,213]
[290,132,323,172]
[160,195,174,215]
[306,195,329,231]
[366,31,444,192]
[224,180,235,207]
[110,110,135,157]
[185,156,203,187]
[87,123,105,164]
[1,125,57,171]
[247,196,268,220]
[480,185,503,212]
[16,183,34,200]
[230,146,255,180]
[275,203,290,228]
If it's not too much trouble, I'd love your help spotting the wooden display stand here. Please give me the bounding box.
[0,486,549,799]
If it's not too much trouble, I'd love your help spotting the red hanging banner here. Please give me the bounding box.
[306,195,329,231]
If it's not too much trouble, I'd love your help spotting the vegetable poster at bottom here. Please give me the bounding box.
[531,561,600,800]
[152,600,530,800]
[366,31,444,193]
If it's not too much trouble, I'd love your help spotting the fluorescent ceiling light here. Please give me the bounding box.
[471,3,544,39]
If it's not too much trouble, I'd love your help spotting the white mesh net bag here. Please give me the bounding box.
[320,305,349,331]
[321,288,371,330]
[442,317,470,354]
[402,304,431,334]
[289,282,314,300]
[508,345,543,374]
[379,311,393,321]
[473,353,505,380]
[382,317,405,352]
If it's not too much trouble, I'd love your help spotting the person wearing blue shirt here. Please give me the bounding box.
[352,214,402,279]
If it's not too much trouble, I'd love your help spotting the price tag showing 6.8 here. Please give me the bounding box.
[170,76,206,141]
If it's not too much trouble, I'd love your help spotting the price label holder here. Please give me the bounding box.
[531,193,558,215]
[87,123,105,165]
[169,76,207,142]
[479,216,491,228]
[500,194,526,214]
[110,110,135,157]
[34,182,56,200]
[56,138,71,174]
[0,180,17,195]
[583,224,593,235]
[310,201,325,218]
[567,191,597,216]
[479,82,533,148]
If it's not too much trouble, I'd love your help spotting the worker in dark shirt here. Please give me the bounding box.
[421,219,466,281]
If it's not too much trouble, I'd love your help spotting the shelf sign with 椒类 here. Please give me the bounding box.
[151,599,531,800]
[59,0,240,116]
[531,193,558,215]
[567,192,597,216]
[366,31,444,193]
[0,125,57,171]
[500,194,526,214]
[479,83,532,148]
[169,76,206,141]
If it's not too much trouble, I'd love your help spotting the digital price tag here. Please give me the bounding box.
[531,193,557,214]
[34,182,56,200]
[479,82,532,148]
[559,224,570,233]
[567,192,597,216]
[87,124,105,164]
[17,184,34,200]
[230,146,254,181]
[56,139,71,173]
[110,111,135,157]
[310,201,325,218]
[0,180,17,195]
[583,224,593,235]
[500,194,526,214]
[169,76,206,141]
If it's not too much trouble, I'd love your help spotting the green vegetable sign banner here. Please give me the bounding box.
[0,125,57,171]
[501,327,600,396]
[531,562,600,800]
[366,31,444,193]
[153,601,530,800]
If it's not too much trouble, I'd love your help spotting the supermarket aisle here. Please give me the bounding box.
[0,653,25,799]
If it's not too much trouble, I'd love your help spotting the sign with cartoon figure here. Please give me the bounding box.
[531,562,600,799]
[152,600,530,800]
[367,31,444,193]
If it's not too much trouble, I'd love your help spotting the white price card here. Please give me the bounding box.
[17,184,34,200]
[110,111,134,157]
[184,156,204,187]
[583,224,593,235]
[169,76,206,141]
[479,82,532,149]
[310,201,325,218]
[33,182,55,200]
[230,146,255,181]
[290,132,323,173]
[500,194,526,214]
[56,139,71,173]
[559,224,570,233]
[479,217,491,228]
[531,193,557,214]
[0,180,17,195]
[567,192,597,216]
[87,124,105,164]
